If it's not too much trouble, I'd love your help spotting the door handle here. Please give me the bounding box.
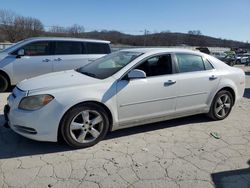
[209,75,217,80]
[42,59,50,62]
[88,59,95,62]
[164,80,176,86]
[54,58,62,61]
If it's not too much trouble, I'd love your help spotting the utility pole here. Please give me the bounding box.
[143,29,149,46]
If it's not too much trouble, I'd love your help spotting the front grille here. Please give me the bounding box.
[14,125,37,134]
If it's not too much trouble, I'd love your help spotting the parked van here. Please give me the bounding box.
[0,37,111,91]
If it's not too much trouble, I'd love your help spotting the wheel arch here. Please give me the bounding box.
[57,100,113,142]
[217,86,236,105]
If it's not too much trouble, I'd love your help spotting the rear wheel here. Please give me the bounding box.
[0,74,9,92]
[208,90,233,120]
[60,103,110,148]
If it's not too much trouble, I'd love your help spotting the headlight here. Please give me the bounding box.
[19,94,54,111]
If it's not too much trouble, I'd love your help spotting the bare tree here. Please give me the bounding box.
[14,16,44,40]
[49,25,67,33]
[48,24,84,37]
[67,24,85,37]
[0,9,44,42]
[0,9,18,42]
[188,30,202,35]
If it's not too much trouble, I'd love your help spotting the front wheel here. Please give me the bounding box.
[0,74,9,92]
[60,103,110,148]
[208,90,233,120]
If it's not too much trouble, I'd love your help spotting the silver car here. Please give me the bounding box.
[0,37,111,92]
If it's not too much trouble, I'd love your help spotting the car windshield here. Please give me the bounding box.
[1,39,29,53]
[76,51,143,79]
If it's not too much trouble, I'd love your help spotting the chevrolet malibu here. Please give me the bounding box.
[4,48,245,148]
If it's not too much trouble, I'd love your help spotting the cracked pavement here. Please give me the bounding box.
[0,65,250,188]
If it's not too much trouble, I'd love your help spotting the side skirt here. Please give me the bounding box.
[111,108,208,131]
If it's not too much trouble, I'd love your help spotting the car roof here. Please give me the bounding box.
[23,37,111,44]
[120,48,203,55]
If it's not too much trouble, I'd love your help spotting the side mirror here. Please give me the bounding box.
[16,49,24,58]
[127,69,146,79]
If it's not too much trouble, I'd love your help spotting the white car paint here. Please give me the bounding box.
[0,37,111,85]
[5,48,245,142]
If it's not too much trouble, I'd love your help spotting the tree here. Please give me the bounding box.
[0,9,18,42]
[14,16,44,40]
[188,30,202,35]
[49,25,67,33]
[67,24,85,37]
[0,9,44,42]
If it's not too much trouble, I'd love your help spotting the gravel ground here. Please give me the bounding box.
[0,65,250,188]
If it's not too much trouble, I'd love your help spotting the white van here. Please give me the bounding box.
[0,37,111,91]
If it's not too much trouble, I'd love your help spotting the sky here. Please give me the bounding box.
[0,0,249,42]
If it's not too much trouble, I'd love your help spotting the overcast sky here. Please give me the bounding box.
[1,0,250,42]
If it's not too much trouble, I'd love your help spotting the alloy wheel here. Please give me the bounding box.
[69,110,104,143]
[214,94,231,118]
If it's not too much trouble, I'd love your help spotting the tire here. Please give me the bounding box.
[60,103,110,148]
[208,90,233,120]
[0,74,9,92]
[236,60,241,64]
[229,61,235,66]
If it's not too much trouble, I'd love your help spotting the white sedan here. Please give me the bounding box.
[4,48,245,148]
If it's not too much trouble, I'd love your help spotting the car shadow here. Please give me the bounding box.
[106,114,211,140]
[0,113,211,159]
[0,114,71,159]
[211,160,250,188]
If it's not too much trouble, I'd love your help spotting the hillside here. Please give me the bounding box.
[1,29,250,49]
[44,30,250,49]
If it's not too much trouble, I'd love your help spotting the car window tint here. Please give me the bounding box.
[204,59,214,70]
[136,54,172,77]
[55,41,83,55]
[22,41,51,56]
[176,54,205,73]
[85,42,110,54]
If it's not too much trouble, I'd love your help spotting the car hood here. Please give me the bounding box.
[17,70,101,92]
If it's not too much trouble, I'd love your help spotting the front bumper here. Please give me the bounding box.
[5,90,64,142]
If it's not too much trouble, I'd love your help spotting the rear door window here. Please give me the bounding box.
[176,54,205,73]
[85,42,111,54]
[203,59,214,70]
[54,41,84,55]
